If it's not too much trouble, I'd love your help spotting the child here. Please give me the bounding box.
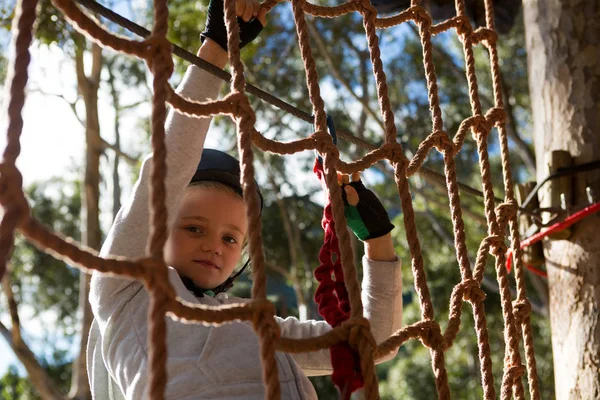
[86,1,403,398]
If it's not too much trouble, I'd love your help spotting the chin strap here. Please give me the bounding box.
[180,259,251,297]
[211,258,251,295]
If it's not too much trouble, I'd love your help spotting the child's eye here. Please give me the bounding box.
[223,235,238,244]
[185,226,203,234]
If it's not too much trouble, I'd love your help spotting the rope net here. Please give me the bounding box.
[1,0,540,398]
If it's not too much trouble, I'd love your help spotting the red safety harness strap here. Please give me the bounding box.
[506,201,600,276]
[313,160,363,398]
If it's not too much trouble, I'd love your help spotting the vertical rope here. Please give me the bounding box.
[0,0,39,281]
[482,0,539,396]
[148,283,169,399]
[145,0,173,395]
[360,0,398,143]
[222,0,280,398]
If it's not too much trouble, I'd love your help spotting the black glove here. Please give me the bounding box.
[200,0,264,51]
[342,181,394,241]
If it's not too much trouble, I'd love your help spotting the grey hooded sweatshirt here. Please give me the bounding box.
[86,65,403,399]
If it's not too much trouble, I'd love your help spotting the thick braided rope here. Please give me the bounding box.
[0,0,542,398]
[481,0,540,396]
[144,0,174,395]
[223,0,281,396]
[0,0,38,285]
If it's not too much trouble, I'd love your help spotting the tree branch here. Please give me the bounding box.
[101,139,138,165]
[1,271,21,344]
[1,272,66,400]
[74,42,88,99]
[306,19,386,133]
[31,88,84,127]
[267,263,292,280]
[90,42,103,86]
[120,100,146,110]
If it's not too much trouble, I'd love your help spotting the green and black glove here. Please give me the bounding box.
[200,0,264,51]
[342,180,394,241]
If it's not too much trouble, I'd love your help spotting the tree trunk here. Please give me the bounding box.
[107,59,122,221]
[523,1,600,399]
[69,39,103,400]
[1,273,65,400]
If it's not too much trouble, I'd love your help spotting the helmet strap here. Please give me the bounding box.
[212,258,251,295]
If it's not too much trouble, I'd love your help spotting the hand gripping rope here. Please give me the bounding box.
[313,116,363,398]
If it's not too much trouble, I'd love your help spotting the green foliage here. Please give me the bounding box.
[10,178,82,334]
[0,355,72,400]
[0,366,37,400]
[35,0,84,52]
[0,42,7,85]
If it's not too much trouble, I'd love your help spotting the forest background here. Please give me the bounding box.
[0,0,556,398]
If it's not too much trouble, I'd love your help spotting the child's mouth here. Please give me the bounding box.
[194,260,220,270]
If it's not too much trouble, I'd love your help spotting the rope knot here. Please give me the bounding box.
[141,257,176,299]
[252,300,280,341]
[485,234,507,256]
[314,129,339,161]
[144,36,174,77]
[472,28,498,47]
[485,107,507,127]
[454,15,473,37]
[461,279,486,303]
[471,114,490,137]
[381,142,407,165]
[356,0,377,18]
[512,299,532,325]
[419,321,444,349]
[230,93,254,122]
[345,317,376,351]
[0,163,30,224]
[409,6,432,27]
[429,130,454,153]
[506,364,526,384]
[496,200,518,231]
[496,200,518,219]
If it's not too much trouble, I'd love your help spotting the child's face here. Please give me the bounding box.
[164,186,248,290]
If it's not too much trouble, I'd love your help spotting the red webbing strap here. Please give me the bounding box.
[313,160,363,398]
[506,201,600,276]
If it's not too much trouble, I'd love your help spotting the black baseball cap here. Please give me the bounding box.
[191,149,264,212]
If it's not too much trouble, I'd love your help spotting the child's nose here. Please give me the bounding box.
[201,235,223,255]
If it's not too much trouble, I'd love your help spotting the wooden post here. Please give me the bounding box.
[539,150,572,240]
[515,182,545,266]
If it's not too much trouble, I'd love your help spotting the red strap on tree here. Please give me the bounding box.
[313,160,363,398]
[506,201,600,276]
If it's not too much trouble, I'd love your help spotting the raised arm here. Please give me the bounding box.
[89,41,226,320]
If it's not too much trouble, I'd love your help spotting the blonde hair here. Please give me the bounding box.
[187,180,242,199]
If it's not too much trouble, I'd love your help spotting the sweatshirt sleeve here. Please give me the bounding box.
[89,64,222,338]
[279,255,402,376]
